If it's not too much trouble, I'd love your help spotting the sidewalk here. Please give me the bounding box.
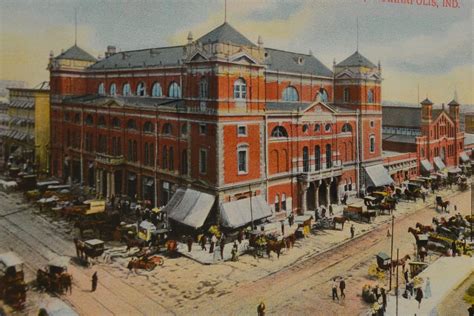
[385,256,474,316]
[176,240,249,264]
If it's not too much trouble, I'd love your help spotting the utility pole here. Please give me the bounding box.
[396,248,399,316]
[249,184,254,230]
[389,215,395,291]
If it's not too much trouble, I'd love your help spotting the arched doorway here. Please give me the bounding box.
[318,181,328,207]
[306,182,316,211]
[330,179,339,204]
[440,147,446,162]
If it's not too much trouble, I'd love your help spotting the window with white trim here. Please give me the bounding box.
[151,82,162,97]
[169,82,181,98]
[199,123,207,135]
[98,83,105,95]
[233,78,247,100]
[343,88,350,102]
[274,194,280,212]
[199,78,208,98]
[370,135,376,153]
[282,86,299,102]
[123,83,131,96]
[136,82,146,96]
[281,193,287,211]
[367,89,374,103]
[237,145,248,174]
[238,125,247,136]
[109,83,116,96]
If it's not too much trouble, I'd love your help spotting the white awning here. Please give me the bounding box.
[459,152,470,163]
[420,159,434,173]
[220,195,273,229]
[0,252,23,268]
[162,188,215,229]
[433,156,446,171]
[448,167,462,174]
[365,164,394,187]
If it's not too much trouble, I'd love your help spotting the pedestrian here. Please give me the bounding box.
[329,204,334,217]
[373,285,380,301]
[421,192,426,203]
[186,235,193,252]
[321,207,327,218]
[468,304,474,316]
[200,235,207,251]
[332,278,339,301]
[238,229,244,244]
[350,224,355,239]
[91,272,98,292]
[415,287,423,308]
[257,301,266,316]
[339,277,346,299]
[381,288,387,312]
[386,229,391,238]
[210,234,217,253]
[213,240,221,262]
[220,237,225,260]
[231,241,239,261]
[424,277,431,298]
[288,212,294,226]
[404,269,409,284]
[419,246,427,262]
[451,240,457,257]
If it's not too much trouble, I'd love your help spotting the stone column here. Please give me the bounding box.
[326,179,331,206]
[111,172,115,197]
[97,169,102,197]
[315,181,320,208]
[301,186,308,213]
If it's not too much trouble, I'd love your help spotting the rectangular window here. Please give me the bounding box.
[199,123,207,135]
[238,125,247,136]
[238,149,248,173]
[370,136,375,153]
[199,149,207,174]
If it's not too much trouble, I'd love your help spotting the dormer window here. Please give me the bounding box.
[316,88,329,103]
[297,57,304,65]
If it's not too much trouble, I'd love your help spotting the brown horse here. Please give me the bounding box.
[333,216,349,230]
[379,201,395,215]
[435,197,449,212]
[408,227,421,241]
[391,254,411,272]
[415,222,433,233]
[284,234,296,249]
[59,273,73,294]
[266,239,286,259]
[166,240,177,254]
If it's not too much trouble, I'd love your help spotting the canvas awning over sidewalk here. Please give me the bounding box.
[433,156,446,171]
[162,188,215,229]
[220,195,273,229]
[420,159,434,173]
[365,164,394,187]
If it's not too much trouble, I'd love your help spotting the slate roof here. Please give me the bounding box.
[264,48,333,77]
[337,51,376,68]
[382,133,417,144]
[197,22,255,47]
[63,95,185,110]
[56,45,97,62]
[382,106,421,128]
[89,46,184,70]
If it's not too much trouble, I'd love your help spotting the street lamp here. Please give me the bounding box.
[389,215,395,291]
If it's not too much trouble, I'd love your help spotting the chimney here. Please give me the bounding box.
[105,45,116,57]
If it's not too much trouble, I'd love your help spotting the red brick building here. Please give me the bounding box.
[49,23,396,228]
[382,98,470,176]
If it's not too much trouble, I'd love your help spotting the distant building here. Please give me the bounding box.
[382,98,470,175]
[0,102,9,161]
[0,80,27,103]
[464,112,474,133]
[2,83,50,174]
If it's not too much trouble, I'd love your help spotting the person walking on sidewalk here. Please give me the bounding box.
[415,287,423,308]
[200,235,207,251]
[350,224,355,239]
[339,277,346,299]
[91,272,98,292]
[210,234,217,253]
[381,288,387,312]
[220,237,226,260]
[332,278,339,301]
[186,235,193,252]
[257,301,266,316]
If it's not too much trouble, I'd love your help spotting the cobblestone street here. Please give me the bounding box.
[0,186,471,315]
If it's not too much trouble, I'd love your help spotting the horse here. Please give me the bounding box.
[435,197,449,213]
[333,216,349,230]
[415,222,433,233]
[166,240,178,255]
[59,273,73,294]
[408,227,421,241]
[74,220,106,238]
[36,269,50,291]
[266,239,286,259]
[125,237,147,252]
[284,234,296,249]
[390,254,411,272]
[379,202,395,215]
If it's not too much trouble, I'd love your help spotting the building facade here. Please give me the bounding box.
[2,85,50,174]
[464,112,474,133]
[49,23,399,225]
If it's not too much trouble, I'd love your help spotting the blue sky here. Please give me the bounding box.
[1,0,472,104]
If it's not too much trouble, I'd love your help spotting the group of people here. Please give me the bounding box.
[185,233,241,262]
[331,277,346,301]
[402,268,431,309]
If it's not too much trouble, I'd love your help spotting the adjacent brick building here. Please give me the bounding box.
[49,22,415,229]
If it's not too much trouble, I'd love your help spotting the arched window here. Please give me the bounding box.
[282,86,299,102]
[169,147,174,171]
[98,83,105,95]
[367,89,374,103]
[151,82,162,97]
[98,115,106,127]
[316,88,328,102]
[162,145,168,169]
[302,124,309,133]
[123,83,131,96]
[199,78,208,98]
[315,145,321,171]
[325,123,332,132]
[233,78,247,100]
[342,123,352,133]
[343,88,350,102]
[112,117,120,128]
[281,193,287,211]
[274,194,280,212]
[181,150,188,175]
[271,126,288,138]
[181,123,188,136]
[143,121,154,133]
[110,83,117,96]
[369,135,376,153]
[326,144,332,168]
[127,119,137,130]
[85,114,94,126]
[168,82,181,98]
[303,147,309,172]
[136,82,146,96]
[314,124,321,132]
[162,123,172,135]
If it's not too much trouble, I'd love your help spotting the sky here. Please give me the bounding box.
[0,0,472,105]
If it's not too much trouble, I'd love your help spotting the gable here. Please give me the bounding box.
[230,52,258,65]
[190,52,209,62]
[433,110,454,126]
[304,101,336,114]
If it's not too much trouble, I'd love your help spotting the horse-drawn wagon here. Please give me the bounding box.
[74,238,105,264]
[36,257,72,294]
[376,252,391,270]
[408,261,428,278]
[0,252,27,309]
[343,204,376,223]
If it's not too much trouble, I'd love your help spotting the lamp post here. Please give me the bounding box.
[396,248,399,316]
[389,215,395,291]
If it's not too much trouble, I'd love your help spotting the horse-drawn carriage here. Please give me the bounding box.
[343,204,376,223]
[36,257,72,294]
[363,196,380,209]
[435,196,450,212]
[376,252,391,271]
[458,176,468,191]
[408,261,428,278]
[74,239,105,264]
[127,255,164,271]
[0,252,27,309]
